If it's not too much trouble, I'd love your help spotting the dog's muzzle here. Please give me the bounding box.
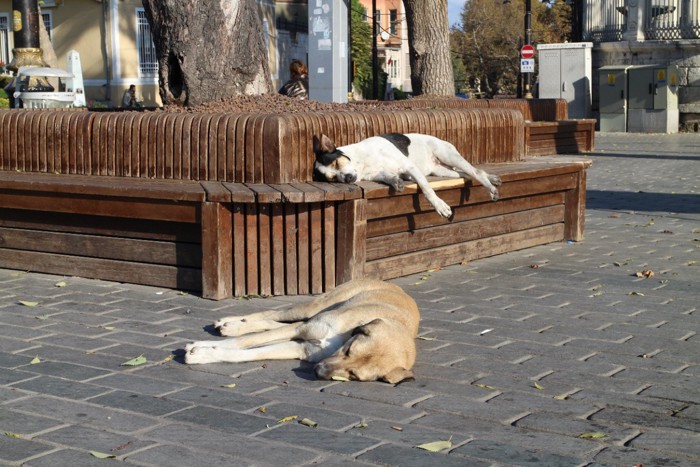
[340,173,357,184]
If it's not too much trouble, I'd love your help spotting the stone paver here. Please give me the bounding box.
[0,133,698,466]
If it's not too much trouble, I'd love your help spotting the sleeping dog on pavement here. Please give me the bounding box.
[184,279,419,384]
[313,133,502,218]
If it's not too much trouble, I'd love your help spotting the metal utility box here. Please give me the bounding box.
[599,65,631,132]
[537,42,593,119]
[627,65,679,133]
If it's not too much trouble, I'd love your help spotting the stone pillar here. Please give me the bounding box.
[623,0,645,42]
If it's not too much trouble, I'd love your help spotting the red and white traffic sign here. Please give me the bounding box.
[520,45,535,59]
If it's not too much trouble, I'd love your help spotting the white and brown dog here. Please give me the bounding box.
[184,279,419,384]
[313,133,502,218]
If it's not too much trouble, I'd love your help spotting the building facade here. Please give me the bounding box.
[0,0,277,107]
[358,0,412,96]
[582,0,700,129]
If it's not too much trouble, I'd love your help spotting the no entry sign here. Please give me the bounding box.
[521,45,535,59]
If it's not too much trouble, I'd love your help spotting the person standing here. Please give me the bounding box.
[278,60,309,99]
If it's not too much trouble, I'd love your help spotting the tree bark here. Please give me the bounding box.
[141,0,272,107]
[403,0,454,96]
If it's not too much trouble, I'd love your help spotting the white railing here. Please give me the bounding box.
[645,0,700,39]
[136,9,158,77]
[582,0,626,42]
[582,0,700,41]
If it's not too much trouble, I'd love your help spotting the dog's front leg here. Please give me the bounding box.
[185,341,312,364]
[374,171,405,192]
[403,166,452,218]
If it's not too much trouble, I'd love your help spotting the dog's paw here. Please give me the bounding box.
[214,316,243,329]
[489,188,500,202]
[488,174,502,186]
[218,321,248,337]
[184,346,217,365]
[433,199,452,218]
[391,178,405,192]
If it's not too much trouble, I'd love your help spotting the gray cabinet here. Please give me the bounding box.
[627,65,679,133]
[537,42,593,119]
[599,65,631,133]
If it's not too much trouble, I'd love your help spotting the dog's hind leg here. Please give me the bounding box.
[218,319,288,337]
[435,146,502,200]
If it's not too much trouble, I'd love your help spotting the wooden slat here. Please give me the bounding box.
[201,202,233,300]
[365,224,565,280]
[309,202,323,294]
[245,203,259,295]
[323,201,336,291]
[232,203,247,297]
[366,192,565,238]
[366,205,565,260]
[363,173,577,220]
[284,202,298,295]
[271,203,285,295]
[0,226,200,267]
[296,203,310,295]
[0,208,200,242]
[258,203,273,296]
[564,170,586,242]
[335,198,366,284]
[0,192,200,223]
[0,249,201,291]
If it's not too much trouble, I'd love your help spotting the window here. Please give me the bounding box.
[374,9,381,36]
[136,9,158,77]
[42,12,52,42]
[389,9,397,36]
[0,14,11,66]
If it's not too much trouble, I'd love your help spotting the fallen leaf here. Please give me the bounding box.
[221,383,237,388]
[4,432,22,438]
[460,259,470,265]
[162,355,174,362]
[35,315,49,320]
[578,432,607,439]
[635,269,655,278]
[417,336,436,341]
[589,292,603,298]
[120,355,147,367]
[532,382,545,390]
[689,261,697,266]
[331,375,350,382]
[54,281,67,287]
[416,437,453,452]
[30,356,41,364]
[90,451,117,459]
[391,425,403,431]
[355,420,368,429]
[554,393,570,400]
[479,328,493,335]
[99,326,115,331]
[628,291,645,296]
[258,406,267,414]
[10,271,28,277]
[111,440,134,451]
[608,214,621,218]
[474,383,497,390]
[19,301,39,307]
[277,415,299,423]
[299,418,318,428]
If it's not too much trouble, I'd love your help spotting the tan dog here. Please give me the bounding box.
[184,279,419,384]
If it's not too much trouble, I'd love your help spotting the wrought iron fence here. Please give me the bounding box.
[582,0,626,42]
[645,0,700,39]
[582,0,700,42]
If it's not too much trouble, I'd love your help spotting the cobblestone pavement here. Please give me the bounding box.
[1,133,698,466]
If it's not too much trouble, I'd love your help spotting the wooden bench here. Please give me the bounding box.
[0,105,592,299]
[526,120,596,156]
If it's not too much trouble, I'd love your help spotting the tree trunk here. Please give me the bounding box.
[141,0,272,107]
[403,0,454,96]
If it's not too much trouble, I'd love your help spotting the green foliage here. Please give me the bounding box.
[0,88,8,108]
[451,0,571,96]
[350,0,373,99]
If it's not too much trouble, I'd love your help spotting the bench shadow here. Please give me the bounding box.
[587,190,700,213]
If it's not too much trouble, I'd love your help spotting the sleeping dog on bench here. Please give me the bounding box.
[184,279,419,384]
[313,133,502,218]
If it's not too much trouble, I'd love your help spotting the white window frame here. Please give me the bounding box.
[0,13,12,66]
[41,11,53,43]
[136,8,158,78]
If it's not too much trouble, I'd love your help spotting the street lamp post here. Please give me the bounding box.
[372,0,379,100]
[524,0,533,98]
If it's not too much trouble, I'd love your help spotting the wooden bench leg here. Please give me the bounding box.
[201,201,233,300]
[564,170,586,242]
[336,198,366,285]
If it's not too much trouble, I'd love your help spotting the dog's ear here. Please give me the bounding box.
[381,367,415,384]
[351,318,383,336]
[314,134,336,154]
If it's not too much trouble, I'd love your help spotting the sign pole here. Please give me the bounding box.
[524,0,533,99]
